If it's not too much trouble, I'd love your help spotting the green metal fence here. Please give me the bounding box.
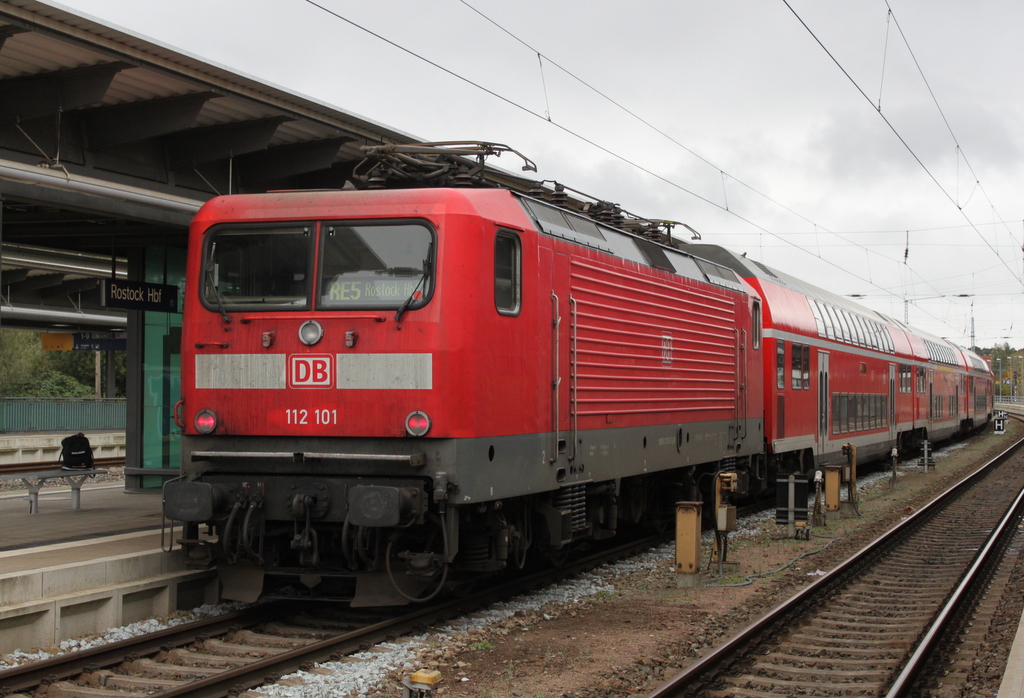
[0,398,126,433]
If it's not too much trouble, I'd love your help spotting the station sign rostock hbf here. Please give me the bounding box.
[102,279,178,313]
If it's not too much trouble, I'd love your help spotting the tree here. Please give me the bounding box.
[977,343,1018,398]
[0,329,125,397]
[0,329,46,394]
[4,369,94,397]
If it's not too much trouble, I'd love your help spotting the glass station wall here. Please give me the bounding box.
[138,246,185,487]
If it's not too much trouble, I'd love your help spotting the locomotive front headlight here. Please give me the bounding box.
[195,409,218,434]
[406,411,430,437]
[298,320,323,346]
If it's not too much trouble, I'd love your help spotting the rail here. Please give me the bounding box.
[646,423,1024,697]
[885,439,1024,696]
[0,532,669,697]
[0,456,124,476]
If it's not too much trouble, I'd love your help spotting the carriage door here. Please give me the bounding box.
[928,372,934,428]
[817,351,830,455]
[889,364,897,446]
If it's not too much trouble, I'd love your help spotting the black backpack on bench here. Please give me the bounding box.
[60,433,94,470]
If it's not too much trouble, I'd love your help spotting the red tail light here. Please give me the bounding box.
[195,409,218,434]
[406,411,430,437]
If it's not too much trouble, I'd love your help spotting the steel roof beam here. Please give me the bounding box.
[0,24,29,50]
[38,276,99,299]
[84,91,219,150]
[0,268,29,284]
[166,115,293,169]
[0,303,125,328]
[0,62,128,122]
[236,137,349,185]
[1,243,126,277]
[5,271,64,293]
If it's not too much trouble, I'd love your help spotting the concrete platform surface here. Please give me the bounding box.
[0,481,163,553]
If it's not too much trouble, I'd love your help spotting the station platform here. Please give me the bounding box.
[0,478,161,552]
[0,480,217,654]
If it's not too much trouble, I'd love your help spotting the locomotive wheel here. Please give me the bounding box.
[383,522,449,603]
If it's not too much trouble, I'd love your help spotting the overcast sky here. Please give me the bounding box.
[50,0,1024,351]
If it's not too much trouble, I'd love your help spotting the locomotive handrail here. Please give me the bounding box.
[190,450,426,466]
[551,290,561,464]
[570,294,579,462]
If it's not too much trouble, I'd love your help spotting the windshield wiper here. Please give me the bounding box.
[394,244,432,325]
[204,257,231,326]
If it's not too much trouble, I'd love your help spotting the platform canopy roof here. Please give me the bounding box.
[0,0,436,244]
[0,0,537,330]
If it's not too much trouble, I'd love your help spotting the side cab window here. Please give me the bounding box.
[495,231,521,316]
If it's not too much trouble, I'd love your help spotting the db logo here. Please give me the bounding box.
[289,354,333,388]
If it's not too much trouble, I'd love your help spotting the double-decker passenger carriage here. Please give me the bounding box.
[165,182,764,605]
[687,245,993,472]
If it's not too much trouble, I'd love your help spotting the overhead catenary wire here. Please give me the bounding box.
[781,0,1024,290]
[454,0,1009,332]
[302,0,912,297]
[876,9,891,111]
[300,0,1004,344]
[455,0,908,269]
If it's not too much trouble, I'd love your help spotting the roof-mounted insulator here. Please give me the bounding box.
[550,183,569,207]
[366,170,388,189]
[587,201,621,225]
[451,166,477,187]
[527,182,549,199]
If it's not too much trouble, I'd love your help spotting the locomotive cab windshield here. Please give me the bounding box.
[320,222,434,310]
[200,221,435,313]
[203,226,312,309]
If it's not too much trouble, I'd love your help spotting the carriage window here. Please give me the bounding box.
[791,342,810,390]
[777,341,786,390]
[320,222,434,310]
[203,227,311,309]
[809,300,825,338]
[791,342,802,390]
[495,231,521,315]
[821,303,837,340]
[854,316,869,346]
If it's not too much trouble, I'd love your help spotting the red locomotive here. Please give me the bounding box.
[165,153,991,605]
[166,186,764,605]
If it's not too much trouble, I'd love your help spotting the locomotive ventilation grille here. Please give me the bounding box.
[554,483,588,532]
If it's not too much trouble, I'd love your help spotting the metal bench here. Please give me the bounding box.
[0,468,108,513]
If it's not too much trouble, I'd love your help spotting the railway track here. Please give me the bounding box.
[0,457,124,476]
[0,532,667,698]
[648,430,1024,697]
